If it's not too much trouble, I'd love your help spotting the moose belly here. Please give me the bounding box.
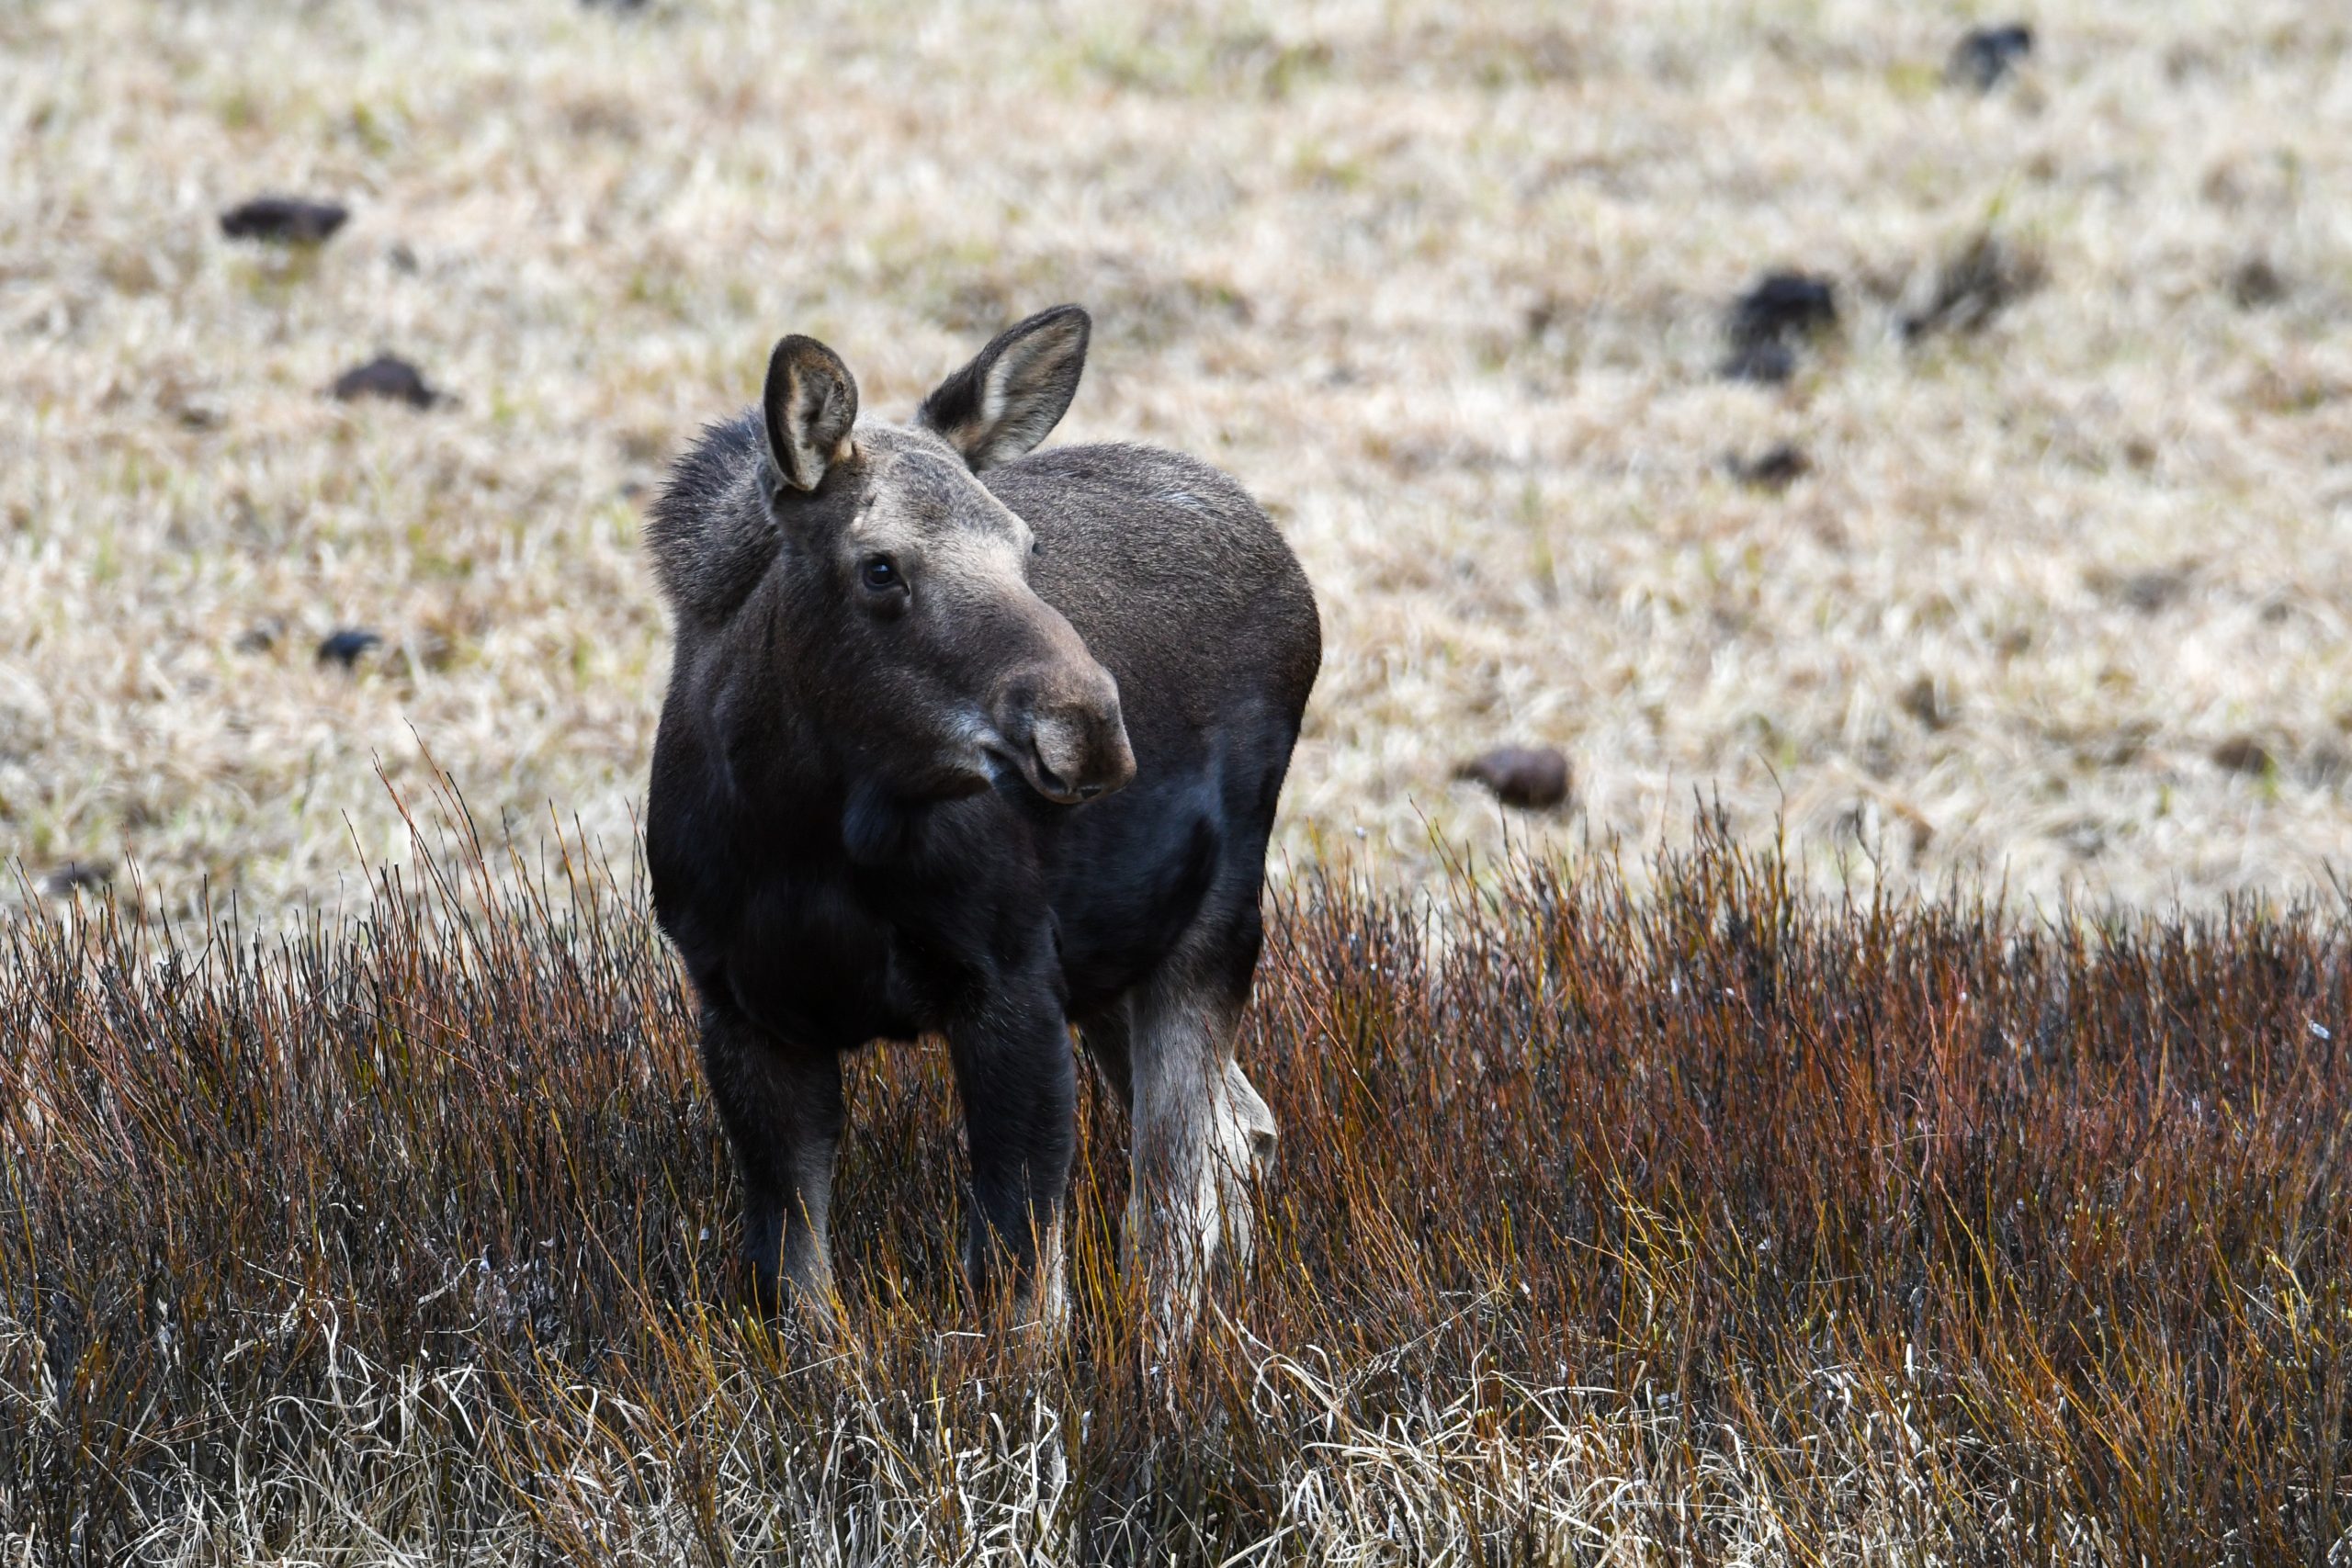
[1044,775,1227,1017]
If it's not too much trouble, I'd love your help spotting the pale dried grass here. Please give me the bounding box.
[5,0,2351,920]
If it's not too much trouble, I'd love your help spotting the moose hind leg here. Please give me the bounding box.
[1125,937,1279,1343]
[698,1001,846,1316]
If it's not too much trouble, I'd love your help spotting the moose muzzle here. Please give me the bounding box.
[995,660,1135,806]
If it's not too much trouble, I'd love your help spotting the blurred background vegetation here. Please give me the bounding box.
[6,0,2350,920]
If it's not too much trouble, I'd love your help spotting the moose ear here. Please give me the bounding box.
[916,305,1091,471]
[763,335,859,492]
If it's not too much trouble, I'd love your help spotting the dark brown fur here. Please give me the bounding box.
[643,308,1318,1330]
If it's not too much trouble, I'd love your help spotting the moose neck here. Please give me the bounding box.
[701,589,965,881]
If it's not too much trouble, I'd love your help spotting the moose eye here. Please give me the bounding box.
[861,557,901,592]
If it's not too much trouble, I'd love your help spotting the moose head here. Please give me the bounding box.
[754,306,1135,817]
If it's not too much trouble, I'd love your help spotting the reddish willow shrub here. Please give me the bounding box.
[2,811,2346,1563]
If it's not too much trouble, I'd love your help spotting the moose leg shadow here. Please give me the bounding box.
[948,990,1078,1332]
[699,1001,846,1321]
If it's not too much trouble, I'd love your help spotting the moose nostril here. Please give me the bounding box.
[1026,737,1073,795]
[1077,784,1104,801]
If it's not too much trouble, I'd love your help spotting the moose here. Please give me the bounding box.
[642,306,1319,1335]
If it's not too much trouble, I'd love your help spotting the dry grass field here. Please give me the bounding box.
[5,0,2351,919]
[6,3,2352,1562]
[4,807,2346,1562]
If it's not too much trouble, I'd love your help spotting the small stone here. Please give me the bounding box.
[1454,746,1572,810]
[1948,24,2033,92]
[40,860,113,897]
[1730,443,1809,490]
[1721,338,1796,385]
[330,355,443,409]
[219,197,349,244]
[1721,273,1837,382]
[2228,256,2288,310]
[317,627,384,669]
[1730,273,1838,344]
[2211,737,2276,776]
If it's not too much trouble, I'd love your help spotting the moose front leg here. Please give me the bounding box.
[697,1001,847,1318]
[947,992,1078,1332]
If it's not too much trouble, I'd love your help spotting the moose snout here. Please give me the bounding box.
[998,662,1135,806]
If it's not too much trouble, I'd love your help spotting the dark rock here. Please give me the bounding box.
[1948,24,2033,91]
[317,628,384,668]
[219,197,349,244]
[1722,338,1796,385]
[1730,273,1838,345]
[40,860,113,897]
[1730,443,1809,490]
[1454,745,1572,810]
[1902,232,2041,341]
[1722,272,1838,382]
[330,355,442,409]
[2228,256,2288,310]
[2211,736,2276,776]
